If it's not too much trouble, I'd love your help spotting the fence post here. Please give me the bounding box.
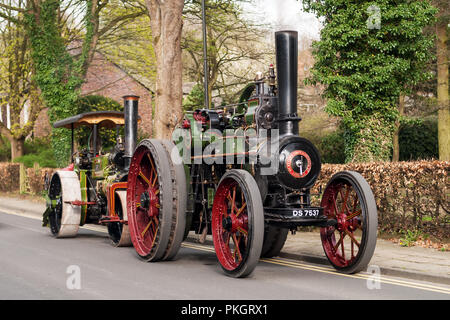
[19,163,26,194]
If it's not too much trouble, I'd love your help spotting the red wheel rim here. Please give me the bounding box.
[320,181,365,268]
[128,146,161,257]
[212,178,250,271]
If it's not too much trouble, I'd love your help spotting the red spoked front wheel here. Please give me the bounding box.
[127,139,172,261]
[320,171,377,273]
[212,170,264,278]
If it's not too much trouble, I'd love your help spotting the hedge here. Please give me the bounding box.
[26,166,56,195]
[0,163,20,193]
[311,161,449,238]
[0,160,448,237]
[0,162,55,195]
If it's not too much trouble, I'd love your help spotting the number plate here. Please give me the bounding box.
[263,207,324,220]
[291,209,321,218]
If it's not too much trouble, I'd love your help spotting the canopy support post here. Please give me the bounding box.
[71,123,74,162]
[92,124,98,156]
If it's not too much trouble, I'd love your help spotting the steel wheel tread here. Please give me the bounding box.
[159,139,187,261]
[320,170,377,274]
[212,169,264,278]
[108,190,132,247]
[261,225,289,258]
[48,170,81,238]
[127,139,173,261]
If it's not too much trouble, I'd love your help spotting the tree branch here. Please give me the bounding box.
[0,11,21,25]
[0,2,26,13]
[98,10,147,38]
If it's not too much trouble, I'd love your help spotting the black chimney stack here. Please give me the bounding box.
[275,30,300,136]
[123,95,139,169]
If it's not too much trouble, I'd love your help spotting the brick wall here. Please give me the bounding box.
[34,108,52,137]
[81,52,153,135]
[34,52,153,138]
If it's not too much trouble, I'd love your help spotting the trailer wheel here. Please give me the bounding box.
[320,171,377,274]
[159,139,187,261]
[212,169,264,278]
[48,171,81,238]
[261,226,289,258]
[127,139,173,261]
[108,190,132,247]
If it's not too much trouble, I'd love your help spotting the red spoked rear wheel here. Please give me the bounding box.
[127,139,172,261]
[212,170,264,278]
[320,171,377,273]
[261,225,289,258]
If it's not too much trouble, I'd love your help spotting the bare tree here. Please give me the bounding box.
[182,0,270,106]
[0,0,43,159]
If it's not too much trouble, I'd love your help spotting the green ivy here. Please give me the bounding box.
[302,0,437,162]
[24,0,95,167]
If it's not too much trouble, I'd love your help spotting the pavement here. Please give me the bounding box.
[1,194,449,286]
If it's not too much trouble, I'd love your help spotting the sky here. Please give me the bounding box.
[242,0,322,41]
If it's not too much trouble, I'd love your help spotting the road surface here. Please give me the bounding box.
[1,210,449,300]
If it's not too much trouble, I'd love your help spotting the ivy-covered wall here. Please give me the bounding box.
[25,0,95,166]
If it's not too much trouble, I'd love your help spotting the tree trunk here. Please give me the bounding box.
[11,136,25,160]
[436,21,449,161]
[146,0,184,139]
[392,94,405,162]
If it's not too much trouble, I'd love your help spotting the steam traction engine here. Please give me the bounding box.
[126,31,378,277]
[43,96,140,246]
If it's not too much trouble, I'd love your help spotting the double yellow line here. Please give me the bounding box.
[182,242,450,296]
[3,209,449,296]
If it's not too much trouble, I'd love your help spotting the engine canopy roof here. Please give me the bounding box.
[53,111,141,129]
